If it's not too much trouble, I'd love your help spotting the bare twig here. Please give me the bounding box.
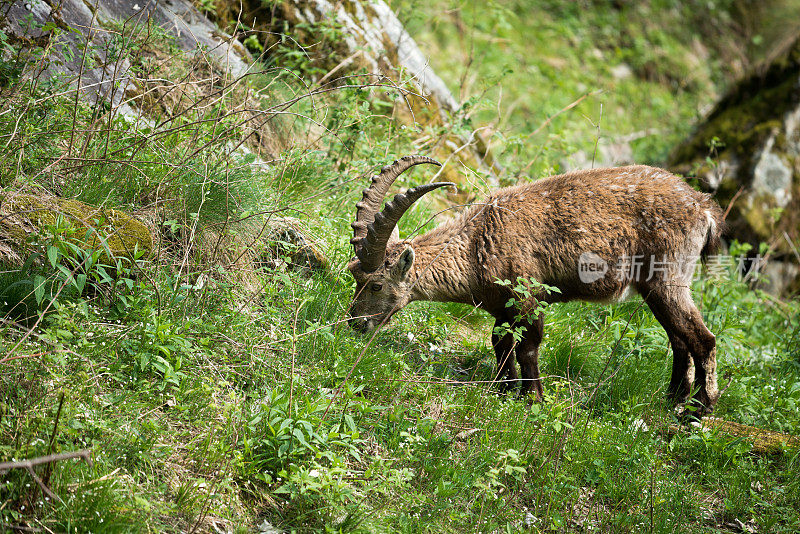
[41,392,66,490]
[0,450,93,504]
[531,91,600,138]
[722,186,744,221]
[0,450,93,473]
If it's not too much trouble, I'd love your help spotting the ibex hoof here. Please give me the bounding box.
[675,401,714,424]
[497,379,518,395]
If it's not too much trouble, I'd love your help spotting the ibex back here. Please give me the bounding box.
[347,156,724,414]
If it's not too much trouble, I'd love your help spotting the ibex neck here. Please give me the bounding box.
[407,221,476,305]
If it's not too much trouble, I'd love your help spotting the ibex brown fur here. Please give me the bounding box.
[348,156,724,414]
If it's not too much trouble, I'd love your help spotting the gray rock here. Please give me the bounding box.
[669,35,800,295]
[610,63,633,80]
[263,218,328,275]
[92,0,250,77]
[3,0,133,106]
[752,134,792,209]
[562,138,634,171]
[2,0,251,107]
[759,259,800,296]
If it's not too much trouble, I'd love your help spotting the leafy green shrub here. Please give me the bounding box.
[241,388,365,483]
[0,214,145,321]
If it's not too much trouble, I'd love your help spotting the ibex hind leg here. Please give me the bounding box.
[641,284,718,415]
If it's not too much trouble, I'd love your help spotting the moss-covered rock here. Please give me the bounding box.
[0,192,153,266]
[264,218,329,275]
[669,35,800,294]
[665,417,800,455]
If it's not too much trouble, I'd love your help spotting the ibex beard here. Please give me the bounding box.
[347,156,724,416]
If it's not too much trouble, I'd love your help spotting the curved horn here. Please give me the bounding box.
[357,181,455,272]
[351,155,441,247]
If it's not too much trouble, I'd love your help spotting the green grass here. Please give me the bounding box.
[2,3,800,532]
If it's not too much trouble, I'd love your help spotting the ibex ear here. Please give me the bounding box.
[392,247,415,280]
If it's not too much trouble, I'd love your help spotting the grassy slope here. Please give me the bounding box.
[2,2,800,533]
[389,0,783,177]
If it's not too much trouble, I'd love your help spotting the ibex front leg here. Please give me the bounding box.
[516,314,544,401]
[492,316,518,393]
[666,335,694,404]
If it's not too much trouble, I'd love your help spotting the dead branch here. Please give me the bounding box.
[0,450,93,503]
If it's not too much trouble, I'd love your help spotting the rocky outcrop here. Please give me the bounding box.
[1,0,250,109]
[212,0,499,188]
[2,0,497,189]
[264,218,328,274]
[1,0,327,274]
[670,36,800,294]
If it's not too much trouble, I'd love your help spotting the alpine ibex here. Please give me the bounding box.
[347,156,724,414]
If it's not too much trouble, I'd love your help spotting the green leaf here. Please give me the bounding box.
[95,265,113,284]
[279,419,293,431]
[20,253,42,275]
[75,273,87,293]
[47,246,59,268]
[344,414,356,432]
[293,427,309,448]
[33,275,46,305]
[299,420,313,435]
[56,264,72,281]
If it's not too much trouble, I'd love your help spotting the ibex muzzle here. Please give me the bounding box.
[347,156,724,415]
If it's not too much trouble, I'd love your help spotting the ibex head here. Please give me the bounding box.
[347,156,451,332]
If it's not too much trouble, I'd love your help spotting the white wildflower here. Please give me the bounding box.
[630,418,649,432]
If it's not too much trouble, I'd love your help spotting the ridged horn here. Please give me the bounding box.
[357,181,454,272]
[351,155,441,244]
[351,156,449,271]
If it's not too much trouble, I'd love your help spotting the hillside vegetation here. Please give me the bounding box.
[1,1,799,532]
[388,0,800,175]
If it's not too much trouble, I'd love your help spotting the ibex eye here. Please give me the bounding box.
[371,283,383,292]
